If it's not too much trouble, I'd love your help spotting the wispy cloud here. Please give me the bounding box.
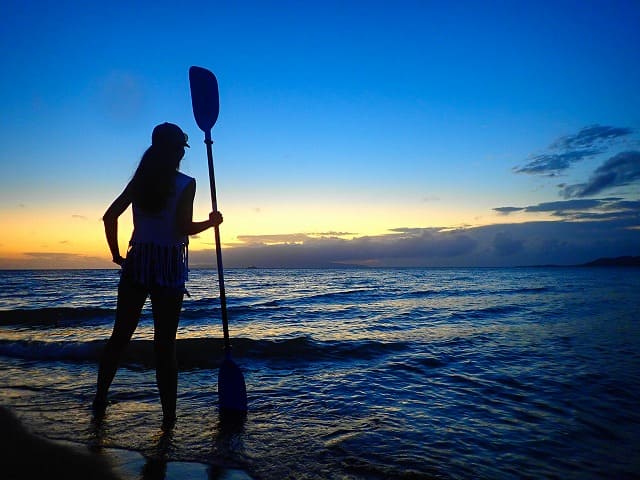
[493,197,639,223]
[559,151,640,198]
[236,232,358,245]
[523,199,605,213]
[0,252,111,269]
[514,124,633,176]
[550,125,633,150]
[515,150,600,176]
[22,252,94,261]
[309,231,357,237]
[494,207,524,215]
[389,227,441,235]
[236,233,311,245]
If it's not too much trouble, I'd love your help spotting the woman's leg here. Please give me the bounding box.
[94,281,148,410]
[150,287,184,428]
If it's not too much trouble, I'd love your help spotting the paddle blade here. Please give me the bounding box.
[189,66,219,132]
[218,354,248,413]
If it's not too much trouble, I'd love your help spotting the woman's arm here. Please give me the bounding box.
[103,183,133,266]
[177,179,223,236]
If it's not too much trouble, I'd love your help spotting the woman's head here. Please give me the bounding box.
[131,123,190,212]
[151,122,190,151]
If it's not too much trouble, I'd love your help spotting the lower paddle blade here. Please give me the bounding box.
[189,66,219,132]
[218,354,248,413]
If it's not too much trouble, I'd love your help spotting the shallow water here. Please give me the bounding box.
[1,267,639,479]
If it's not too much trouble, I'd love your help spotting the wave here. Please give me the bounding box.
[0,301,293,326]
[401,285,551,300]
[0,307,113,326]
[0,336,408,368]
[401,289,449,299]
[502,286,551,294]
[303,289,375,302]
[460,304,524,320]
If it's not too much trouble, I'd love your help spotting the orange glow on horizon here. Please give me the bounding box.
[0,198,558,269]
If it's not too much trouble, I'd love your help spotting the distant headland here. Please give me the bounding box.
[522,256,640,268]
[579,256,640,267]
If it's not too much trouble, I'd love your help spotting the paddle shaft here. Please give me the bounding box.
[204,129,231,349]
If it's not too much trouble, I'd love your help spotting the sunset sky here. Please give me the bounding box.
[2,0,639,268]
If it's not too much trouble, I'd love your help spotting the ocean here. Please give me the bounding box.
[0,267,639,479]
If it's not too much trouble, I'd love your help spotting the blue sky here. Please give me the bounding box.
[1,0,639,268]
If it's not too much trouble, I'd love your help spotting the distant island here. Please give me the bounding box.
[580,256,640,267]
[521,256,640,268]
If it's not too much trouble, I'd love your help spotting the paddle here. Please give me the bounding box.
[189,66,248,414]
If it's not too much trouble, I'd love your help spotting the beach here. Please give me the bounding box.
[1,403,252,479]
[1,267,639,479]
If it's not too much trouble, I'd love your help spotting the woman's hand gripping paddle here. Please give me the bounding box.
[189,66,247,415]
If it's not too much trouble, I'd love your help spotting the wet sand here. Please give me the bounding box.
[0,406,253,480]
[86,444,254,480]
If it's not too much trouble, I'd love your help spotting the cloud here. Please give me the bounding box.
[523,199,605,213]
[309,231,357,237]
[187,216,640,268]
[389,227,441,235]
[191,228,480,268]
[560,151,640,198]
[394,229,478,258]
[236,233,312,245]
[514,149,601,175]
[607,200,640,211]
[494,207,524,215]
[235,232,358,246]
[23,252,77,259]
[550,125,633,150]
[493,197,639,223]
[0,252,111,269]
[492,231,524,256]
[514,124,633,176]
[72,214,88,220]
[560,210,639,222]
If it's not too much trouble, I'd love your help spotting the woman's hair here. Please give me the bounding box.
[130,145,182,212]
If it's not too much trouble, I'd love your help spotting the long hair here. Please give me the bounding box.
[130,145,182,212]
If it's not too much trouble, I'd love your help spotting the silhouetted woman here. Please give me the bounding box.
[94,122,222,430]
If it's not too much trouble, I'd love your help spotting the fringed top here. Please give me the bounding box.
[123,172,194,289]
